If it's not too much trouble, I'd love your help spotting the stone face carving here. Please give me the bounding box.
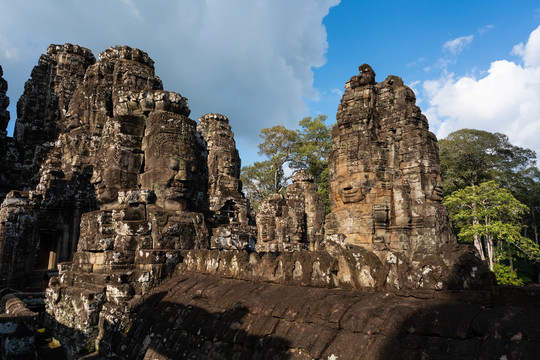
[285,171,325,250]
[14,44,95,190]
[197,113,255,250]
[140,112,207,212]
[256,171,325,252]
[35,46,210,356]
[91,115,145,205]
[326,64,455,256]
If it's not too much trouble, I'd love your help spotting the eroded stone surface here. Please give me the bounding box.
[198,113,255,250]
[326,64,454,257]
[91,272,540,360]
[256,171,325,252]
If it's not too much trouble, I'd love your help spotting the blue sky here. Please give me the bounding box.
[1,0,540,166]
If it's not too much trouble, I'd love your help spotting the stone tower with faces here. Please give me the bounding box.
[325,64,455,257]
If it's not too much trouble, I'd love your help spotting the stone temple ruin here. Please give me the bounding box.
[0,45,539,359]
[326,64,454,255]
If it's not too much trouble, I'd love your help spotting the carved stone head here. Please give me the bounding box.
[423,169,444,202]
[330,156,373,207]
[91,115,145,205]
[140,111,206,211]
[358,64,376,86]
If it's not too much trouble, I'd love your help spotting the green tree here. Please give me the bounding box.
[443,181,540,275]
[511,167,540,246]
[241,115,332,211]
[493,264,525,286]
[439,129,536,196]
[439,129,540,282]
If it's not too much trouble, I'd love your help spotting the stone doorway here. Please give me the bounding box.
[35,232,60,270]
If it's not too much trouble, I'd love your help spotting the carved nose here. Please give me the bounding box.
[343,184,352,191]
[174,169,188,181]
[90,174,102,184]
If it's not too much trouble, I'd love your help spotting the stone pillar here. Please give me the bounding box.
[197,113,255,250]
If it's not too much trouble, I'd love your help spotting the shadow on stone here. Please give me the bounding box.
[99,291,293,359]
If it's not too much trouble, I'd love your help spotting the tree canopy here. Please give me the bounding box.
[240,115,332,211]
[439,129,540,285]
[444,181,539,271]
[439,129,536,196]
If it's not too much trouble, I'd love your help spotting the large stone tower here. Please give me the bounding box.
[325,64,455,257]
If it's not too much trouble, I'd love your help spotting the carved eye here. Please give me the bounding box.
[169,158,180,171]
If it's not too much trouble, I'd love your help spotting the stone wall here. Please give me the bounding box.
[88,272,540,360]
[180,241,493,292]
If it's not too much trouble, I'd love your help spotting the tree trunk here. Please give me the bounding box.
[532,204,538,245]
[472,199,484,260]
[486,234,494,271]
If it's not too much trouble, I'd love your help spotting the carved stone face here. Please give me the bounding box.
[333,159,371,205]
[91,147,121,204]
[217,152,235,177]
[91,116,144,205]
[424,171,444,202]
[140,113,199,211]
[358,64,376,85]
[92,147,141,204]
[258,216,275,243]
[161,145,196,203]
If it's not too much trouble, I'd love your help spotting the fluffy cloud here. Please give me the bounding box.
[512,25,540,67]
[0,0,339,165]
[424,25,540,159]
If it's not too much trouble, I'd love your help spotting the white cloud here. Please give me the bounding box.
[0,0,340,165]
[478,25,494,34]
[331,88,343,97]
[0,35,18,60]
[434,35,474,72]
[119,0,141,19]
[512,25,540,67]
[443,35,474,55]
[424,25,540,159]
